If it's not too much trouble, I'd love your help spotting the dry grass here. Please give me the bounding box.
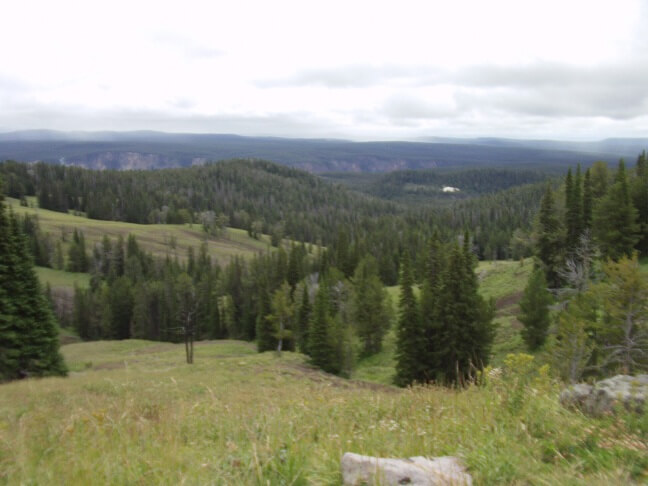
[1,341,645,485]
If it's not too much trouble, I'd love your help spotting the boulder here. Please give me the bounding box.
[560,374,648,415]
[341,452,472,486]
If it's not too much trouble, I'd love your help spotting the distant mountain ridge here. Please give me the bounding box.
[0,130,643,173]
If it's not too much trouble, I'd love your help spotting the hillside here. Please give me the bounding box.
[6,197,272,265]
[0,130,638,173]
[0,339,645,484]
[323,167,552,205]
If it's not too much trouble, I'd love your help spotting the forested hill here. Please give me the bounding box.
[323,167,552,205]
[0,159,548,279]
[0,130,638,173]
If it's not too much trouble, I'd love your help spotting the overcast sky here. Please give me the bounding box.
[1,0,647,140]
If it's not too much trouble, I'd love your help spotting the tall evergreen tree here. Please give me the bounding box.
[0,199,66,381]
[420,233,444,378]
[536,184,563,288]
[394,253,425,387]
[519,266,553,350]
[582,168,593,231]
[296,284,312,354]
[631,151,648,255]
[309,281,337,373]
[566,166,583,253]
[351,256,390,357]
[593,160,639,260]
[436,241,495,385]
[255,278,276,352]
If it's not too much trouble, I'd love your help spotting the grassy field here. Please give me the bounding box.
[35,266,91,290]
[6,197,273,265]
[0,340,645,485]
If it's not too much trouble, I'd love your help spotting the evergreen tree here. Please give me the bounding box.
[102,276,134,339]
[308,281,337,373]
[267,282,295,353]
[536,184,563,288]
[296,284,312,354]
[566,166,583,253]
[436,241,495,385]
[582,168,593,231]
[519,266,553,350]
[394,253,425,387]
[0,200,66,381]
[420,233,444,377]
[255,278,276,352]
[593,160,639,260]
[631,151,648,255]
[351,256,390,356]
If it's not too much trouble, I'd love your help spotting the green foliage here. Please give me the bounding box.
[0,199,67,381]
[593,160,640,261]
[519,266,553,350]
[593,254,648,374]
[393,253,425,386]
[536,184,563,288]
[351,256,391,357]
[308,282,337,373]
[267,282,296,353]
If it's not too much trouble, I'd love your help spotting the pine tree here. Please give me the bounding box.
[309,281,337,373]
[566,166,583,253]
[536,184,563,288]
[519,266,553,350]
[267,282,295,353]
[352,256,390,357]
[394,253,425,387]
[593,160,639,260]
[582,168,593,231]
[0,200,66,381]
[296,284,312,354]
[420,233,444,379]
[436,241,495,385]
[255,279,276,352]
[631,151,648,255]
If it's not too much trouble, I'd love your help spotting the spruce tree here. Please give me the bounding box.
[582,168,593,231]
[0,199,66,381]
[536,184,563,288]
[296,284,312,354]
[436,241,494,385]
[593,159,639,260]
[519,266,553,350]
[255,279,276,352]
[420,233,444,379]
[309,281,336,373]
[566,166,583,253]
[352,256,390,357]
[631,151,648,255]
[394,253,425,387]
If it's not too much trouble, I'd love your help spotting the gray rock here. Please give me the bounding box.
[341,452,472,486]
[560,374,647,415]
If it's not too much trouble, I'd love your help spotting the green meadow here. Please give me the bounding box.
[0,340,645,485]
[6,197,272,265]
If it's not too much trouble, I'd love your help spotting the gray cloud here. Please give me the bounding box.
[382,94,456,121]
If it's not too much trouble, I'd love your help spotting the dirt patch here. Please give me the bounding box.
[277,361,399,393]
[496,291,523,312]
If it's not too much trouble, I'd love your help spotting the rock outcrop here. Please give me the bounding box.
[560,374,648,415]
[341,452,472,486]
